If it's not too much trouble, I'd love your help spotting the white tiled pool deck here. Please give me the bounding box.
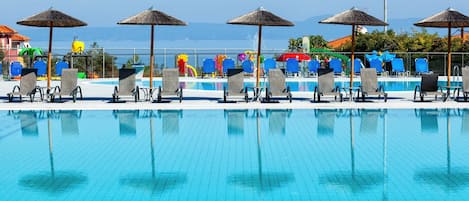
[1,77,468,110]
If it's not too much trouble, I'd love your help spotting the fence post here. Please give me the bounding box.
[164,48,167,68]
[444,54,447,77]
[194,48,198,68]
[463,53,465,67]
[102,48,105,78]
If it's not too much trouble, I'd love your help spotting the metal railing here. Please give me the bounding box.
[2,48,469,78]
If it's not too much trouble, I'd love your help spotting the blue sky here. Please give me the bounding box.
[3,0,469,28]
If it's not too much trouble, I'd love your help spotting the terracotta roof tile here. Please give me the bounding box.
[0,25,17,34]
[327,35,351,49]
[11,34,30,41]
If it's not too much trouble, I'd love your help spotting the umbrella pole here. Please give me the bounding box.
[256,25,262,90]
[447,112,451,175]
[47,23,53,89]
[462,27,465,43]
[256,110,263,188]
[448,24,452,88]
[350,111,355,176]
[350,25,356,89]
[48,116,55,177]
[150,25,155,96]
[150,114,156,177]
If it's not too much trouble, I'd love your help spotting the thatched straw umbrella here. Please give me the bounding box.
[415,8,469,88]
[228,7,294,90]
[320,7,387,89]
[118,7,187,95]
[17,8,87,89]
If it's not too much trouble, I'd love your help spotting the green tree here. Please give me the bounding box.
[288,38,302,52]
[125,54,142,67]
[308,35,328,49]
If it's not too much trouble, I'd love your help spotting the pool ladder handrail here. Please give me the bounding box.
[453,65,461,83]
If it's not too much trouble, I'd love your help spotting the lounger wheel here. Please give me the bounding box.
[339,94,343,102]
[384,94,388,102]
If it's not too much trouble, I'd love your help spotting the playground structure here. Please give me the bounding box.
[176,54,198,77]
[237,51,264,76]
[70,39,96,78]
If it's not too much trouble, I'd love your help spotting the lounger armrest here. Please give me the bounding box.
[52,86,61,94]
[113,86,118,96]
[11,85,20,93]
[74,86,83,99]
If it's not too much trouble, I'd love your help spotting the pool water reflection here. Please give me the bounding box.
[1,109,469,200]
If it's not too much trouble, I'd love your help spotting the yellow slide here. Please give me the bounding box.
[186,65,198,77]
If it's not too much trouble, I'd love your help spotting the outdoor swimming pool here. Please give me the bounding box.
[93,80,462,92]
[1,109,469,201]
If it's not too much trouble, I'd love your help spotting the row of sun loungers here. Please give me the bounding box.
[6,67,469,103]
[7,68,83,102]
[201,57,431,77]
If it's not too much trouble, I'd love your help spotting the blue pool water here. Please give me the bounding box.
[1,109,469,200]
[93,80,461,92]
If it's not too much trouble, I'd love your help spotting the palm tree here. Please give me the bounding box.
[19,47,44,67]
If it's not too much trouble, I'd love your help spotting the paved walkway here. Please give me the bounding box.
[0,77,467,110]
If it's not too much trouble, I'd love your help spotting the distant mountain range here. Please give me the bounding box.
[15,16,446,45]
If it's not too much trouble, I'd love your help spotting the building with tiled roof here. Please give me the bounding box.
[0,25,30,64]
[327,35,351,49]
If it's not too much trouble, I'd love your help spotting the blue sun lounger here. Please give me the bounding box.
[354,58,364,75]
[55,61,70,76]
[329,58,342,75]
[369,58,383,74]
[415,58,431,75]
[10,61,23,78]
[286,58,299,76]
[202,58,215,77]
[222,58,235,76]
[391,58,406,76]
[263,58,276,75]
[308,60,320,76]
[33,60,47,77]
[242,60,254,74]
